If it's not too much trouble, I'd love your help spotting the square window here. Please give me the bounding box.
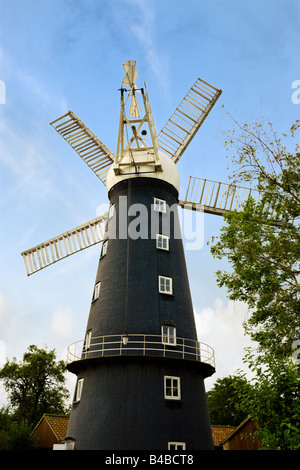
[156,234,169,251]
[161,325,176,345]
[74,378,84,402]
[164,376,181,400]
[154,197,167,213]
[168,442,186,450]
[92,282,101,301]
[159,276,173,295]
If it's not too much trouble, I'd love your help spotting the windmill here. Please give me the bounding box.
[21,61,256,450]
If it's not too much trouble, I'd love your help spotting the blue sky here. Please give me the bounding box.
[0,0,299,403]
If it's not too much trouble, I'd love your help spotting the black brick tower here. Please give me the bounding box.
[65,149,215,449]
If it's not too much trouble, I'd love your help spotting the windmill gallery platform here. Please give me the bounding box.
[21,61,229,450]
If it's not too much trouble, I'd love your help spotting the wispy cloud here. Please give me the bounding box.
[49,305,76,341]
[127,0,170,94]
[0,48,68,194]
[0,118,53,197]
[195,298,253,388]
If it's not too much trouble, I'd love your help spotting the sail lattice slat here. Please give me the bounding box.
[21,214,108,276]
[180,176,289,224]
[180,176,255,216]
[158,78,222,163]
[50,111,115,185]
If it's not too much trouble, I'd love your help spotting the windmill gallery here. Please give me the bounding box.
[21,61,255,450]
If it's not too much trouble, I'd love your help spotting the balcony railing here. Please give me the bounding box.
[66,334,215,369]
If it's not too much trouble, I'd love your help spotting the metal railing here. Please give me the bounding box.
[66,334,215,369]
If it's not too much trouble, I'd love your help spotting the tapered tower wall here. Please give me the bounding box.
[85,177,197,340]
[66,175,215,450]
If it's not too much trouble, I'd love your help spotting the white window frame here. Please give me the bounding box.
[156,234,169,251]
[74,378,84,403]
[154,197,167,213]
[101,240,108,257]
[83,329,92,351]
[159,276,173,295]
[161,325,176,345]
[164,376,181,400]
[92,282,101,301]
[108,203,115,219]
[168,442,186,450]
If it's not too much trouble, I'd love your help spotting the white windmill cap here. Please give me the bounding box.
[106,150,180,194]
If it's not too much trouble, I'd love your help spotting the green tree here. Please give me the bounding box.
[0,407,34,450]
[0,344,70,449]
[241,352,300,450]
[206,374,252,426]
[210,116,300,449]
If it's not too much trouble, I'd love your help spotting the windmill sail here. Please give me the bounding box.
[179,176,256,216]
[50,111,115,185]
[158,78,222,164]
[21,213,108,276]
[180,176,289,224]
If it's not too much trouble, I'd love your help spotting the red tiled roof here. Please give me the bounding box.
[44,414,69,441]
[211,425,236,446]
[31,414,69,442]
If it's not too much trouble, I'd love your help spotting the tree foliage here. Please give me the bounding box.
[206,374,251,426]
[210,116,300,449]
[0,345,70,449]
[241,352,300,450]
[211,116,299,357]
